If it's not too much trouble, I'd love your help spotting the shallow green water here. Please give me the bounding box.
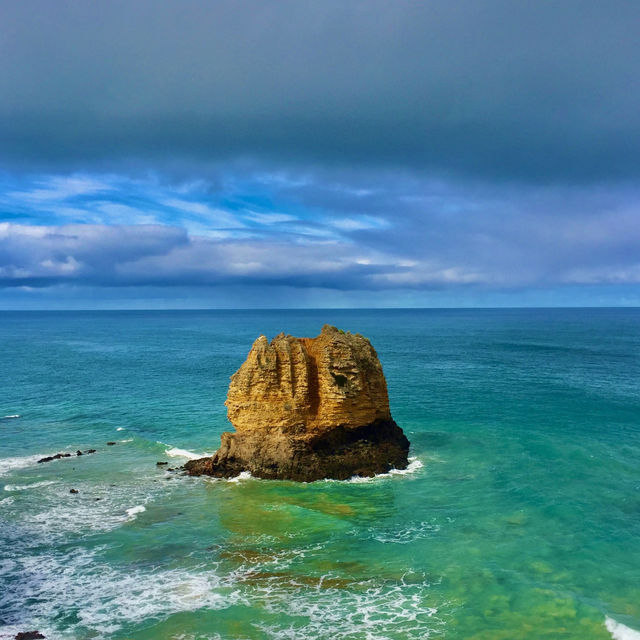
[1,309,639,639]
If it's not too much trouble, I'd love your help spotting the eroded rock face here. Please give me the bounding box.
[185,325,410,481]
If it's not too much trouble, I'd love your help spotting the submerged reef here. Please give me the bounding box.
[185,324,410,481]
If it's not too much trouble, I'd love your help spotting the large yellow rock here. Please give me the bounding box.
[185,325,409,481]
[226,324,391,433]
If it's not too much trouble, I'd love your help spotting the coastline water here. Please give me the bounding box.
[1,309,639,639]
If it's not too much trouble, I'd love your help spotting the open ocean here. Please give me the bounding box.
[1,309,639,640]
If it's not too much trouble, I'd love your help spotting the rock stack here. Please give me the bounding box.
[185,325,409,481]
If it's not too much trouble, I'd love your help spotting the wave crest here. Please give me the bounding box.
[606,617,640,640]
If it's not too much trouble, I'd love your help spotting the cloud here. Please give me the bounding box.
[1,1,640,181]
[6,176,113,202]
[244,212,298,225]
[2,174,640,296]
[0,223,188,286]
[2,3,638,307]
[162,198,244,229]
[0,221,404,289]
[329,216,389,232]
[1,154,639,308]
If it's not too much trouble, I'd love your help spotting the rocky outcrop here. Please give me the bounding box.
[37,449,96,464]
[185,325,410,481]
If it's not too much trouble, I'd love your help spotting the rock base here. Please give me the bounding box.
[184,419,410,482]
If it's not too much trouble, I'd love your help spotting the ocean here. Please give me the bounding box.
[1,309,639,640]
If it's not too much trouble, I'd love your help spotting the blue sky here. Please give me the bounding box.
[1,1,639,308]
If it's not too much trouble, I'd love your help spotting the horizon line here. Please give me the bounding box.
[1,306,639,312]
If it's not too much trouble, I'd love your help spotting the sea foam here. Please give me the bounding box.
[1,478,169,548]
[164,445,212,460]
[336,456,424,484]
[0,454,47,477]
[4,480,58,492]
[227,471,253,483]
[0,548,238,636]
[372,520,441,544]
[606,617,640,640]
[251,570,442,639]
[126,504,146,519]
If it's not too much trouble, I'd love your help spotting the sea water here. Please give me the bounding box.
[0,309,639,640]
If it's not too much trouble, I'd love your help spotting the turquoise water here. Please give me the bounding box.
[1,309,639,640]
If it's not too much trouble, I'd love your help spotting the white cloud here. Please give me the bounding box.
[40,255,82,274]
[3,168,640,302]
[162,198,243,228]
[244,211,298,225]
[94,203,161,225]
[7,175,113,202]
[329,216,390,232]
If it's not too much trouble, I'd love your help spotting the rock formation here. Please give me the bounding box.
[185,325,409,481]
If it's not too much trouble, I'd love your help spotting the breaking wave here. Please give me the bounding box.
[322,456,424,484]
[0,545,443,639]
[0,454,48,478]
[4,480,58,492]
[125,504,146,519]
[159,442,213,460]
[606,617,640,640]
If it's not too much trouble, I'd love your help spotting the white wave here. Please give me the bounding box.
[119,438,133,443]
[126,504,146,519]
[0,496,14,506]
[0,545,443,640]
[388,457,424,475]
[116,427,125,431]
[0,625,55,640]
[372,521,440,544]
[0,454,47,477]
[0,549,238,636]
[607,617,640,640]
[333,456,424,484]
[2,414,20,419]
[227,471,253,483]
[2,478,177,547]
[1,523,445,639]
[4,480,58,492]
[165,446,211,460]
[252,571,441,640]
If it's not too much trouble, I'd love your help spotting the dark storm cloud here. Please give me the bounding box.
[2,0,640,180]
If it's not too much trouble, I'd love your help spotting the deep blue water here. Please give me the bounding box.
[1,309,639,639]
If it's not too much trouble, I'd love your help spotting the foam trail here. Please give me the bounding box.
[227,471,253,483]
[343,456,424,483]
[4,480,58,492]
[0,454,47,477]
[388,457,424,475]
[0,549,236,636]
[126,505,146,519]
[164,446,211,460]
[606,617,640,640]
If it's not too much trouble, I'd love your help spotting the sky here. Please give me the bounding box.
[1,0,640,309]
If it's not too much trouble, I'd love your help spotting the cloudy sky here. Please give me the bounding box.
[1,0,639,308]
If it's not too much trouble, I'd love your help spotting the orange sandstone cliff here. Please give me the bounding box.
[185,325,410,481]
